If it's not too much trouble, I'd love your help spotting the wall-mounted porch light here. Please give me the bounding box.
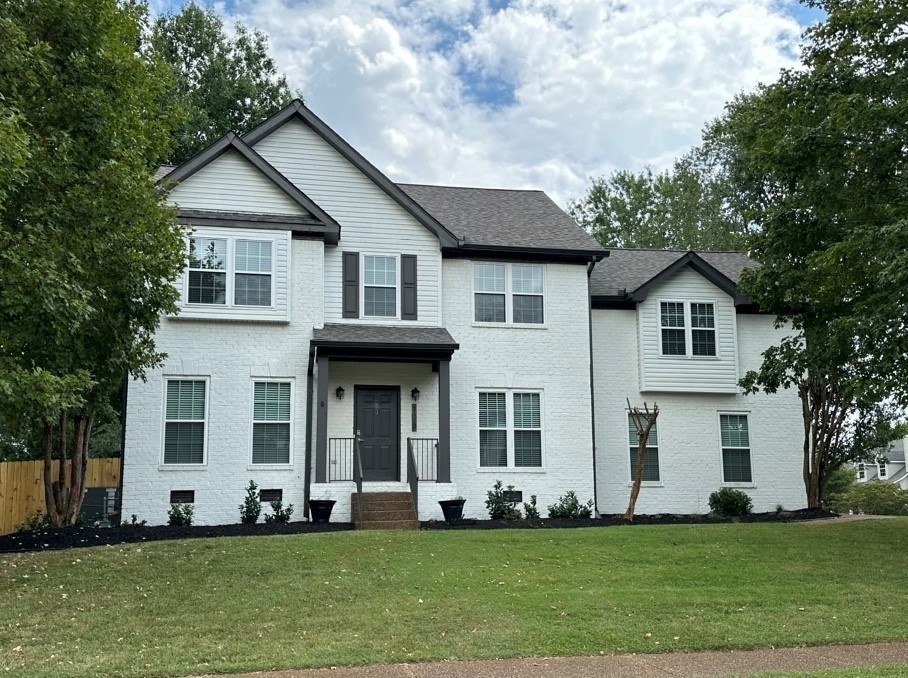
[335,386,345,401]
[411,387,421,401]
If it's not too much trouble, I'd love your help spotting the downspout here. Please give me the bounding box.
[587,253,608,517]
[303,346,316,520]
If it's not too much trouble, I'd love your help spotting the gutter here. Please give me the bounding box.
[587,251,610,517]
[303,346,316,520]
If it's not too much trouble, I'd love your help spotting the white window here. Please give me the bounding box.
[186,236,274,307]
[473,263,545,325]
[628,413,660,482]
[857,462,866,480]
[659,301,717,357]
[720,413,752,483]
[878,462,888,479]
[252,381,292,464]
[362,254,398,318]
[478,390,543,468]
[163,379,207,464]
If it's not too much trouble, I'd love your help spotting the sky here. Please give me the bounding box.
[152,0,824,207]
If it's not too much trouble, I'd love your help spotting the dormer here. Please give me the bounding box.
[590,250,758,394]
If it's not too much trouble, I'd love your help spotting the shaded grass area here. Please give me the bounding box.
[1,520,907,677]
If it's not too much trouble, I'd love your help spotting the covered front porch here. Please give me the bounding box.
[306,325,459,523]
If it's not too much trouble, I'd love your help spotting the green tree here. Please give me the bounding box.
[0,0,185,526]
[706,0,908,507]
[150,2,296,165]
[569,151,752,251]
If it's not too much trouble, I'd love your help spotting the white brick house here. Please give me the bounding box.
[121,101,806,525]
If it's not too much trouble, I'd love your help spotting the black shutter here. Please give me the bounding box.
[342,251,359,318]
[401,254,417,320]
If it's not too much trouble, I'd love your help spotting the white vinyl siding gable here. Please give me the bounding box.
[638,268,738,392]
[167,150,306,216]
[252,120,441,326]
[176,227,291,322]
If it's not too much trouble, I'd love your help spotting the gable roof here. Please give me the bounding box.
[397,184,604,258]
[590,249,757,307]
[158,132,341,245]
[242,100,460,249]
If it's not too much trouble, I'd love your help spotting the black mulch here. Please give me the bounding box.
[2,509,838,554]
[421,508,836,530]
[0,520,353,554]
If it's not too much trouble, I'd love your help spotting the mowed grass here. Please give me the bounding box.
[1,520,907,677]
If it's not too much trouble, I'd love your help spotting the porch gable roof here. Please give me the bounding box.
[311,324,459,361]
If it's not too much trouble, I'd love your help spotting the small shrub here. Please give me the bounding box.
[827,482,908,516]
[824,465,856,504]
[547,491,593,519]
[775,503,786,515]
[485,480,522,520]
[167,502,194,526]
[523,494,540,519]
[708,488,753,517]
[239,480,262,524]
[16,511,51,533]
[128,514,147,527]
[264,500,294,523]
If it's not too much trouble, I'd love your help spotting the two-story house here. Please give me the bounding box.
[121,100,806,524]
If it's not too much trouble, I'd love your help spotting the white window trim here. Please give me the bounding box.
[183,232,277,310]
[360,252,401,320]
[857,462,866,480]
[878,462,887,479]
[160,376,210,469]
[625,410,663,486]
[476,388,545,471]
[657,299,720,359]
[248,379,295,468]
[717,411,755,487]
[472,262,547,328]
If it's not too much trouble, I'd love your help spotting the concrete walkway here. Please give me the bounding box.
[199,642,908,678]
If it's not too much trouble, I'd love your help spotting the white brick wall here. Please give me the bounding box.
[593,308,806,514]
[121,238,324,525]
[442,259,596,519]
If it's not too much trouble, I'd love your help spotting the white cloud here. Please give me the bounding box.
[215,0,803,206]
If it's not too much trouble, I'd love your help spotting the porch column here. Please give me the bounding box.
[437,359,451,483]
[315,354,330,484]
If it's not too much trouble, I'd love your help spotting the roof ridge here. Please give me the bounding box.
[610,247,749,254]
[398,182,546,194]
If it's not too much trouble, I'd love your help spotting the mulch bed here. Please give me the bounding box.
[0,520,354,554]
[421,507,837,530]
[2,509,837,554]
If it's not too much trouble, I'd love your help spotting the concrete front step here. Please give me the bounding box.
[357,519,419,530]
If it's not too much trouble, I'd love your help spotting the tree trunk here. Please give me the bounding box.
[43,412,94,527]
[42,422,62,528]
[625,400,659,521]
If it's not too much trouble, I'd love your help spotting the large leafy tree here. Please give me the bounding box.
[707,0,908,506]
[150,2,296,165]
[569,151,752,250]
[0,0,186,526]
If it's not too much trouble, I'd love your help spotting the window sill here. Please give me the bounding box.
[472,322,547,330]
[159,464,207,471]
[626,482,664,488]
[246,464,294,471]
[721,482,757,488]
[476,466,546,473]
[656,354,721,360]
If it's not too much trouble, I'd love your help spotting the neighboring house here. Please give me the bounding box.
[121,100,806,525]
[855,438,908,490]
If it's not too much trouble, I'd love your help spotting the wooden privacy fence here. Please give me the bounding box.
[0,458,121,535]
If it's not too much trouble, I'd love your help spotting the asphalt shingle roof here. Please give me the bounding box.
[312,324,458,348]
[398,183,603,252]
[590,249,757,297]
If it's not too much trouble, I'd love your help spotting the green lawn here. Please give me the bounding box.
[2,520,907,677]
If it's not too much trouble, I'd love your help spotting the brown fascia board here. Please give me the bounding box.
[242,99,460,249]
[629,251,751,305]
[443,244,607,264]
[158,132,341,245]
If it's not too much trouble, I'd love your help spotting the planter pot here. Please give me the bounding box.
[308,499,336,524]
[438,499,466,525]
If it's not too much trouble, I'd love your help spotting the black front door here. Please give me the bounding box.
[355,387,399,481]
